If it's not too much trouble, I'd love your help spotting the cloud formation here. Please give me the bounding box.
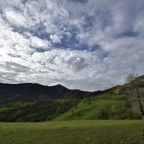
[0,0,144,91]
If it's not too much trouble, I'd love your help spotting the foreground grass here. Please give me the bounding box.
[52,100,126,121]
[0,120,144,144]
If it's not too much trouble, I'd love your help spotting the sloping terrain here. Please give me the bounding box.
[52,100,126,121]
[0,100,78,122]
[0,83,89,104]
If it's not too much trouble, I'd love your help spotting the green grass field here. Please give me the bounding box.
[0,120,144,144]
[0,100,78,122]
[52,100,126,121]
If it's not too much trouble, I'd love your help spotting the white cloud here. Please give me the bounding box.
[50,34,63,44]
[5,10,27,27]
[0,0,144,91]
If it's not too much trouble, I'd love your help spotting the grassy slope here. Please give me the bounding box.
[0,120,144,144]
[52,100,126,121]
[0,100,78,122]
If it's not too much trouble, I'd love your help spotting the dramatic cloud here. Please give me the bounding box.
[0,0,144,91]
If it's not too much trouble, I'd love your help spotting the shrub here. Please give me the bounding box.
[133,113,142,119]
[16,110,23,117]
[125,109,133,119]
[46,99,52,102]
[113,115,120,120]
[83,100,86,103]
[71,108,74,114]
[62,105,67,110]
[24,102,31,107]
[109,105,118,119]
[125,99,131,108]
[8,115,14,122]
[39,104,42,108]
[62,100,65,104]
[0,114,6,121]
[17,119,23,122]
[8,108,10,112]
[46,116,52,121]
[66,105,70,109]
[30,118,41,122]
[111,105,117,111]
[117,107,127,115]
[30,103,33,108]
[55,112,59,117]
[96,108,107,119]
[75,110,80,116]
[75,103,78,108]
[120,113,127,120]
[89,102,91,105]
[33,100,39,105]
[12,114,16,120]
[56,107,61,113]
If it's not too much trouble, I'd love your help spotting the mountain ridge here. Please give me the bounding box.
[0,74,143,104]
[0,83,91,104]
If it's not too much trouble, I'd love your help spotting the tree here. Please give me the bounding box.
[16,110,23,117]
[125,73,144,119]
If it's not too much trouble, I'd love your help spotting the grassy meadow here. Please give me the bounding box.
[0,98,144,144]
[52,100,126,121]
[0,120,144,144]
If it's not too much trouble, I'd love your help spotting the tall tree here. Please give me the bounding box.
[125,73,144,119]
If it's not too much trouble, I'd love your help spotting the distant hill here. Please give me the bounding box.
[0,74,143,104]
[0,83,93,104]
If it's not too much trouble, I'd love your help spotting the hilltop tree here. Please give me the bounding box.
[125,73,144,119]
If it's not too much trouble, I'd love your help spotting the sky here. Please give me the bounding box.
[0,0,144,92]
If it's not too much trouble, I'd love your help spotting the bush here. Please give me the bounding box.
[16,110,23,117]
[125,109,133,119]
[33,100,39,105]
[66,105,70,109]
[119,109,134,120]
[12,114,16,120]
[55,112,59,117]
[62,100,65,104]
[109,105,118,119]
[96,108,107,119]
[0,114,6,121]
[17,119,24,122]
[120,113,127,119]
[46,116,52,121]
[117,107,127,115]
[56,107,61,113]
[8,115,14,122]
[71,108,74,114]
[24,102,31,107]
[113,115,120,120]
[89,102,91,105]
[133,113,142,119]
[125,99,131,108]
[46,99,52,102]
[75,110,80,116]
[111,105,117,111]
[30,118,41,122]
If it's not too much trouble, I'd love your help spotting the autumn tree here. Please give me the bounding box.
[125,73,144,119]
